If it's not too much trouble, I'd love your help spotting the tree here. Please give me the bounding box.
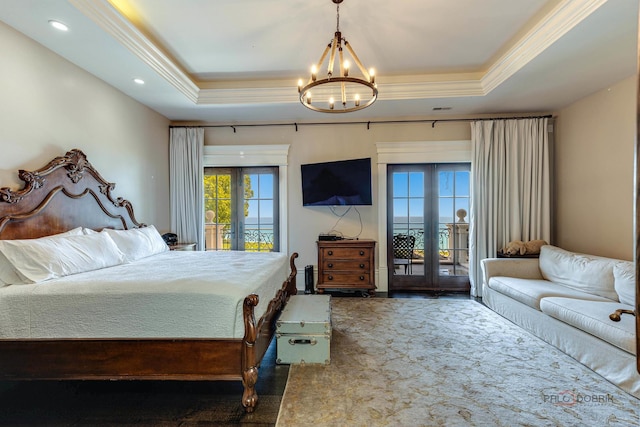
[204,173,253,224]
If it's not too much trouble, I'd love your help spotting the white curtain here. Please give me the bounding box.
[468,118,551,297]
[170,127,204,250]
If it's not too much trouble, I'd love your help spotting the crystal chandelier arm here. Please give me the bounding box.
[344,40,371,81]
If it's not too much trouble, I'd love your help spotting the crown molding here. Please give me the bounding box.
[197,78,486,105]
[198,86,298,105]
[380,80,485,100]
[71,0,607,107]
[203,144,290,167]
[70,0,200,103]
[481,0,608,93]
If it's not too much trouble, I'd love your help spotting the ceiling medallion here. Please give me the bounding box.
[297,0,377,113]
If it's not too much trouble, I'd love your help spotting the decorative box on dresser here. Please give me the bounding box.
[316,239,376,296]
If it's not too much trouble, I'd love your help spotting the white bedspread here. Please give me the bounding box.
[0,251,289,339]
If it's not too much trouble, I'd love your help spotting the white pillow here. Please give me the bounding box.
[102,225,168,262]
[539,245,619,300]
[59,227,85,237]
[613,261,636,306]
[0,232,126,284]
[0,251,24,287]
[0,227,85,286]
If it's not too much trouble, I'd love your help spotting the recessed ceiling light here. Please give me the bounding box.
[133,78,145,85]
[48,20,68,32]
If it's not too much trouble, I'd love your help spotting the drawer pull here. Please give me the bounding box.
[328,275,333,280]
[288,338,317,346]
[359,263,365,268]
[328,263,333,268]
[359,250,365,256]
[328,250,333,256]
[359,276,365,281]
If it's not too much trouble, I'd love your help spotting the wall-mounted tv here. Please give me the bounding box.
[301,157,372,206]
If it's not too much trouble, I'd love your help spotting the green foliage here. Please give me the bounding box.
[204,173,254,224]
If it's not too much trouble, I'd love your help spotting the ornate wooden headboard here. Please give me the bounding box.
[0,149,144,240]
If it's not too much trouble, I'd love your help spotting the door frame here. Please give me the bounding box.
[375,140,471,293]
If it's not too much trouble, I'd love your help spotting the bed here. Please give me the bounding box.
[0,149,298,413]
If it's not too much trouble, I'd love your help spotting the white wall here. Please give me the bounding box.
[0,21,171,231]
[201,121,472,290]
[554,75,636,260]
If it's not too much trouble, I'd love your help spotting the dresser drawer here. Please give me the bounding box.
[321,247,371,259]
[321,272,371,285]
[322,259,370,271]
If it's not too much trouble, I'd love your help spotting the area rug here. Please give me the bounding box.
[276,298,640,427]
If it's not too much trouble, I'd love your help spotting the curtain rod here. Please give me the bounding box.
[169,114,553,132]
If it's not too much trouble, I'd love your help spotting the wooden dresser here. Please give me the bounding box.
[316,239,376,296]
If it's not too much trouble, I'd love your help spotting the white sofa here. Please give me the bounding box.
[481,245,639,398]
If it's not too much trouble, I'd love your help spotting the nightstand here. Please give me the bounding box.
[169,242,196,251]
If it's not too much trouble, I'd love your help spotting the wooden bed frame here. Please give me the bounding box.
[0,149,298,413]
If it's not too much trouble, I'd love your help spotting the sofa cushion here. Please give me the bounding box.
[613,261,635,306]
[540,297,636,355]
[538,246,619,300]
[488,277,612,310]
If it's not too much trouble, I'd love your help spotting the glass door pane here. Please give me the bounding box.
[391,169,425,280]
[204,170,232,250]
[437,169,470,278]
[242,169,278,252]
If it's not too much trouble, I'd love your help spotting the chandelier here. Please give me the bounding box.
[297,0,378,113]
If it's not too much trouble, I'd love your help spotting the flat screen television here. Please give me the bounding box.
[301,157,372,206]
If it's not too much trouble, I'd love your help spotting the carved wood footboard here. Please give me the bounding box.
[241,253,298,410]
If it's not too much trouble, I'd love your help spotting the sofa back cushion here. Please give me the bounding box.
[613,261,635,306]
[539,246,619,300]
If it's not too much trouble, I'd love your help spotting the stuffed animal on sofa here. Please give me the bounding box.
[502,240,526,256]
[502,239,548,256]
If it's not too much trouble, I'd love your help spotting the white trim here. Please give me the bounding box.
[203,144,290,255]
[482,0,608,93]
[70,0,199,103]
[375,140,472,292]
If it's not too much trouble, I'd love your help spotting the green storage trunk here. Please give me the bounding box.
[276,295,332,365]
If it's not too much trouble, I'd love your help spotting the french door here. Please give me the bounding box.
[203,167,279,252]
[388,163,470,292]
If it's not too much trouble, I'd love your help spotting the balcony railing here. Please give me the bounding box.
[205,223,274,252]
[393,222,469,274]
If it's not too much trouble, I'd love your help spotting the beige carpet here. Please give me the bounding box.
[276,298,640,427]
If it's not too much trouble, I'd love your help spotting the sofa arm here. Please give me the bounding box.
[481,258,543,285]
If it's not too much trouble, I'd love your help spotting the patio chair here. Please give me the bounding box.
[393,234,416,274]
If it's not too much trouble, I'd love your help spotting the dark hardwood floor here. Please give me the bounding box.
[0,291,472,426]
